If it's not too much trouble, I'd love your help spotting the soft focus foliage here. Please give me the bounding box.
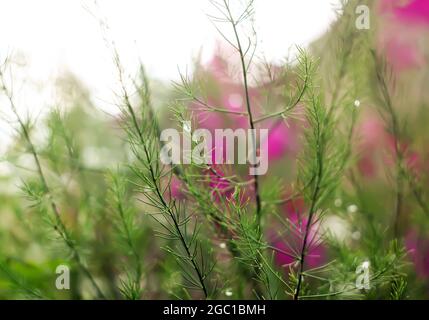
[0,0,429,299]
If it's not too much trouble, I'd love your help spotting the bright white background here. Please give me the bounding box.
[0,0,340,152]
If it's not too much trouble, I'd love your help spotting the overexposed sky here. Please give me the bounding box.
[0,0,340,151]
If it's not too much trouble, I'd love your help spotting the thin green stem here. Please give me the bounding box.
[113,178,142,296]
[222,0,262,226]
[373,54,404,238]
[117,64,209,298]
[294,149,323,300]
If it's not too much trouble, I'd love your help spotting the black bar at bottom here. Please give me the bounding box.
[0,300,424,319]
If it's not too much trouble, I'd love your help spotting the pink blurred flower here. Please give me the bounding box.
[207,54,230,80]
[384,38,424,71]
[378,0,429,71]
[406,231,429,278]
[192,53,259,135]
[263,122,297,161]
[406,150,423,173]
[206,166,234,201]
[380,0,429,25]
[357,117,390,177]
[194,105,225,133]
[273,197,326,270]
[357,115,424,177]
[196,53,299,165]
[170,176,186,200]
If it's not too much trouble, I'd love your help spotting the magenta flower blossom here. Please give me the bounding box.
[206,53,230,82]
[380,0,429,25]
[378,0,429,71]
[384,38,424,71]
[273,197,326,270]
[263,121,298,161]
[406,231,429,278]
[357,117,389,177]
[206,165,234,202]
[194,52,299,166]
[170,175,186,200]
[356,114,424,178]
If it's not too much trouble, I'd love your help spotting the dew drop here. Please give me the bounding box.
[225,288,233,297]
[347,204,358,213]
